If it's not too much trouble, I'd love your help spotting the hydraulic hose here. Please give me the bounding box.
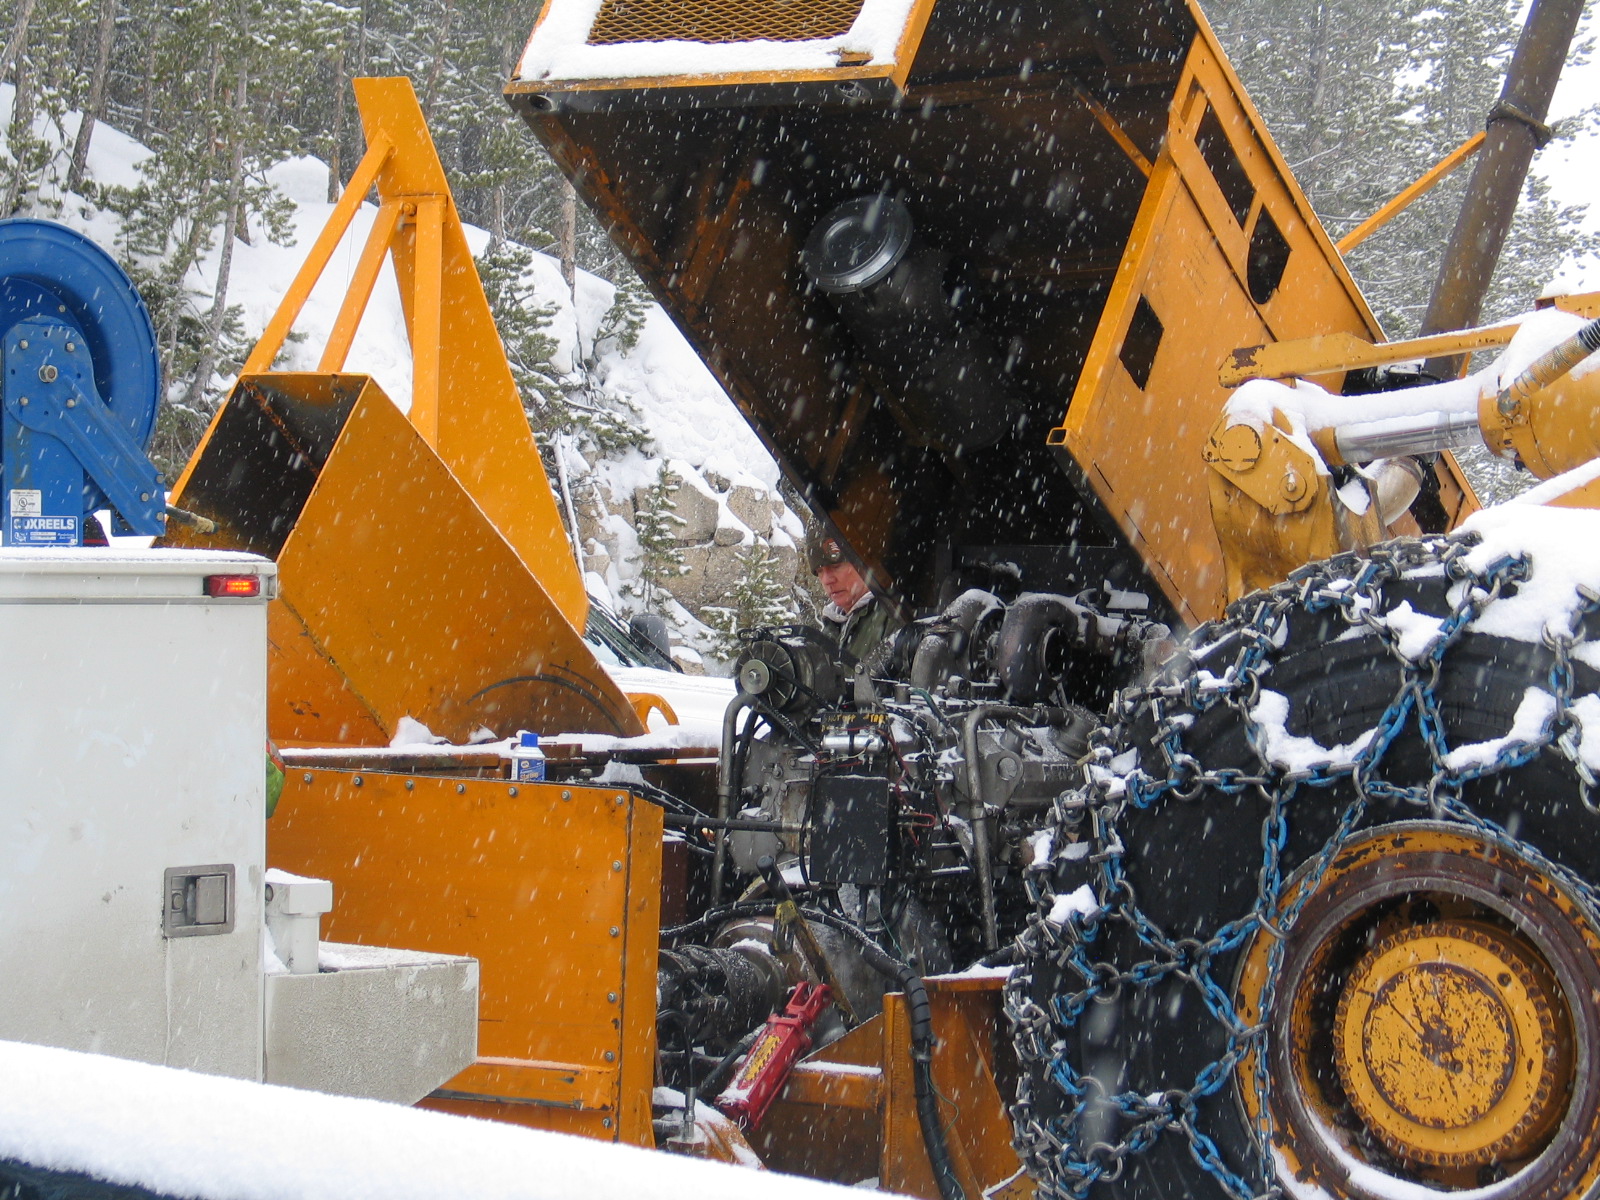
[662,901,969,1200]
[1497,313,1600,420]
[961,707,1000,953]
[711,695,756,902]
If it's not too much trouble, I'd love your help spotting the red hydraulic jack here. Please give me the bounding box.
[715,982,833,1130]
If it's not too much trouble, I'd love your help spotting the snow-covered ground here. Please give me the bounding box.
[0,1039,881,1200]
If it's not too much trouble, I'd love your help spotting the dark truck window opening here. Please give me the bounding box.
[1195,104,1254,227]
[1119,296,1164,391]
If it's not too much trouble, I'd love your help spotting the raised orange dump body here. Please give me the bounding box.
[508,0,1473,626]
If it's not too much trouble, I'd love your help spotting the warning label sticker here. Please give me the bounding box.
[9,489,42,517]
[9,515,79,546]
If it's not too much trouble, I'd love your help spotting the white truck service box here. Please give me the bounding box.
[0,548,273,1078]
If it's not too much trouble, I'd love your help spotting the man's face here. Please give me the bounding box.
[817,561,870,611]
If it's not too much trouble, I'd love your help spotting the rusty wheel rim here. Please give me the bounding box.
[1234,823,1600,1198]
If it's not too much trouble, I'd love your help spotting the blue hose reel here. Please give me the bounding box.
[0,218,166,545]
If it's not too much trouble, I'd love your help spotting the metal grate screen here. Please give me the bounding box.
[587,0,866,45]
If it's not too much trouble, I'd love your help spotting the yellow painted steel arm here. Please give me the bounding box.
[1209,291,1600,385]
[1221,323,1518,386]
[318,200,405,372]
[242,135,395,377]
[406,195,445,446]
[1065,72,1153,178]
[1220,292,1600,386]
[1336,131,1485,254]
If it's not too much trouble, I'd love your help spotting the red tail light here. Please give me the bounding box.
[205,574,262,598]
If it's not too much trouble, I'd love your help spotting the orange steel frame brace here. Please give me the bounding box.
[1335,131,1485,255]
[240,118,450,441]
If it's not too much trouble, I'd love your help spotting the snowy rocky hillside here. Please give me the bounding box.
[0,84,816,675]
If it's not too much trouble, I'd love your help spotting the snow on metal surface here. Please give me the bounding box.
[516,0,918,81]
[1459,504,1600,657]
[0,1039,892,1200]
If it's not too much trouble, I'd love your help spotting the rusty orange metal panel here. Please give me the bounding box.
[271,770,661,1145]
[443,1057,618,1109]
[1052,39,1380,624]
[752,1014,886,1185]
[168,373,642,743]
[782,1062,883,1109]
[753,979,1024,1193]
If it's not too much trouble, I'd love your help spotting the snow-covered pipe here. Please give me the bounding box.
[1331,409,1482,464]
[1225,308,1600,471]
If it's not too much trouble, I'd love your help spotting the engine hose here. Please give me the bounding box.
[711,697,757,902]
[699,1025,763,1098]
[960,708,1000,953]
[661,901,968,1200]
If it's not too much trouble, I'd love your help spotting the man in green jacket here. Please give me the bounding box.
[808,535,902,663]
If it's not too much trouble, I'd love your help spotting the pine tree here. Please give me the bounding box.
[589,275,649,359]
[561,273,651,453]
[625,464,688,615]
[702,541,796,663]
[477,238,564,423]
[3,0,94,215]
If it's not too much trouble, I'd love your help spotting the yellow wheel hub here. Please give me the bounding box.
[1333,920,1570,1167]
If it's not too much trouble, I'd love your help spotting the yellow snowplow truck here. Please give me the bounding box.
[502,0,1600,1199]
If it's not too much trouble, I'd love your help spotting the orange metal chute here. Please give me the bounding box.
[167,76,643,743]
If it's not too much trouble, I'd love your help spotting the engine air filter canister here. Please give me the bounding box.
[801,195,915,294]
[801,196,1021,452]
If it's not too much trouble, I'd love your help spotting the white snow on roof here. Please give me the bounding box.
[517,0,919,82]
[0,1038,890,1200]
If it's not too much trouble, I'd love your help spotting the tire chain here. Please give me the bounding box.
[1003,533,1600,1200]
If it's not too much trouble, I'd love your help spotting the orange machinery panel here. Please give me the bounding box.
[271,769,662,1145]
[1050,37,1379,624]
[166,373,643,744]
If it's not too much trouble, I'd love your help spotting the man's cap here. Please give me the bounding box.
[807,535,848,574]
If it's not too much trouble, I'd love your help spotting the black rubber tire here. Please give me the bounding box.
[1009,541,1600,1200]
